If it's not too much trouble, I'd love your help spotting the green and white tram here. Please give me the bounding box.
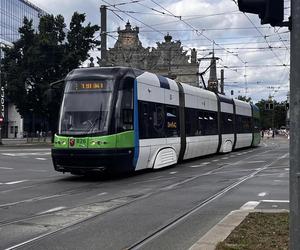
[52,67,260,174]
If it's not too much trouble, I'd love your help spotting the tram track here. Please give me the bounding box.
[127,151,289,249]
[2,146,286,250]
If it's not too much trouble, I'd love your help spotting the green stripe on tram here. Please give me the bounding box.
[54,130,134,149]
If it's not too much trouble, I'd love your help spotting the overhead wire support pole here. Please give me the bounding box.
[100,5,107,66]
[290,0,300,249]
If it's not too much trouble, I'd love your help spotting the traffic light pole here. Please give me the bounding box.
[0,44,2,145]
[290,0,300,249]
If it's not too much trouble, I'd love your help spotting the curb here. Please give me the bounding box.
[189,208,289,250]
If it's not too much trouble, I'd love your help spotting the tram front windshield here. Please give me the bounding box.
[59,80,113,135]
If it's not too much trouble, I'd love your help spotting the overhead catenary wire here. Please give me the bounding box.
[148,0,246,64]
[230,0,288,65]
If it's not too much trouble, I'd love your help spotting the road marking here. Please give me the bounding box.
[170,171,177,174]
[0,185,37,194]
[35,158,47,161]
[189,165,201,168]
[285,168,289,171]
[221,157,229,160]
[2,152,50,156]
[97,192,108,196]
[212,159,219,162]
[258,192,268,197]
[201,162,210,165]
[240,201,260,210]
[38,206,66,215]
[244,160,266,164]
[0,149,50,152]
[261,200,289,203]
[4,180,28,185]
[0,194,66,208]
[0,167,13,170]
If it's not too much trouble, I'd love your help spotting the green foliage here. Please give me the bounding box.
[255,99,287,129]
[1,13,99,132]
[237,95,252,103]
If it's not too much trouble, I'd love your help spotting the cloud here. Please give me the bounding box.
[31,0,290,102]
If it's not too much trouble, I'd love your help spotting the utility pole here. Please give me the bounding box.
[220,69,224,95]
[0,44,3,145]
[290,0,300,248]
[236,0,296,247]
[100,5,107,67]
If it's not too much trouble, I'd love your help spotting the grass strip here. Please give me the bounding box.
[216,212,288,250]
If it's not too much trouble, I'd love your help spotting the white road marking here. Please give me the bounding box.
[97,192,108,196]
[285,168,289,171]
[240,201,260,210]
[4,180,28,185]
[0,167,13,170]
[258,192,268,197]
[189,165,201,168]
[0,148,50,152]
[244,161,266,164]
[221,157,229,160]
[170,171,177,174]
[201,162,210,165]
[35,158,47,161]
[261,200,289,203]
[2,152,50,156]
[0,194,66,208]
[272,204,278,208]
[212,159,219,162]
[0,185,37,194]
[38,206,66,215]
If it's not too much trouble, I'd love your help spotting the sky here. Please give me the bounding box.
[30,0,291,103]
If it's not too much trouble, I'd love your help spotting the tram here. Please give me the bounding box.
[51,67,260,174]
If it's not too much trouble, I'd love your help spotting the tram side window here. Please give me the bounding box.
[203,111,218,135]
[253,118,260,133]
[166,106,180,137]
[139,101,165,139]
[221,113,234,134]
[185,108,218,136]
[185,108,199,136]
[117,78,134,133]
[139,102,150,139]
[236,115,252,133]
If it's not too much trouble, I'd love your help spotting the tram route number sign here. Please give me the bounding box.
[77,82,105,90]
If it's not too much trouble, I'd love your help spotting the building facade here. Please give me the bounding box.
[106,22,199,86]
[0,0,47,138]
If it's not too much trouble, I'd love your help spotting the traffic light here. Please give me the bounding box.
[237,0,284,26]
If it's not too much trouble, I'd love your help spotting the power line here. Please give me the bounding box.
[231,0,287,65]
[148,0,246,64]
[103,0,165,36]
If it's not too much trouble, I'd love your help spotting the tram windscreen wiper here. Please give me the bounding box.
[85,104,104,134]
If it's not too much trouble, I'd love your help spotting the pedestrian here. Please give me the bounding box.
[272,129,275,138]
[261,130,264,138]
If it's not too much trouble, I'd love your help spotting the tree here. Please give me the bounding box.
[1,13,100,134]
[237,95,252,102]
[255,99,287,129]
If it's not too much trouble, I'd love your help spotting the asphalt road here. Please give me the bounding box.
[0,137,289,250]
